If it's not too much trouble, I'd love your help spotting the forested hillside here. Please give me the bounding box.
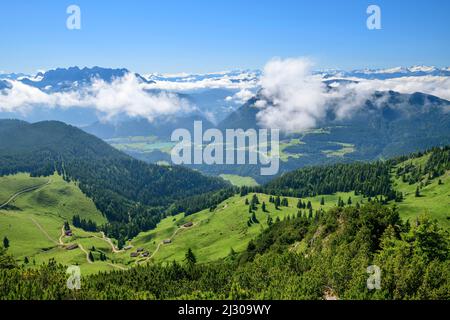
[0,120,228,239]
[1,202,448,300]
[264,161,395,199]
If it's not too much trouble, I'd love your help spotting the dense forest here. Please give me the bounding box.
[1,202,448,299]
[264,161,395,199]
[0,120,228,239]
[258,146,450,200]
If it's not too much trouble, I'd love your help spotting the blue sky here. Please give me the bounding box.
[1,0,449,74]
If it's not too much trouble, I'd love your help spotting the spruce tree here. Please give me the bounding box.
[3,236,9,249]
[185,248,197,265]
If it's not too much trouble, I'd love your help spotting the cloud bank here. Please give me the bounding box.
[0,73,191,121]
[1,60,449,128]
[145,71,258,92]
[255,58,450,132]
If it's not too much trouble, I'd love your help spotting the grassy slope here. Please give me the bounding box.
[0,173,118,274]
[391,154,450,228]
[219,174,259,187]
[0,173,48,203]
[130,192,363,264]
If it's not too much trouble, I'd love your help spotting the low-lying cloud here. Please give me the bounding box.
[146,72,258,92]
[0,73,191,121]
[256,57,328,131]
[255,57,450,132]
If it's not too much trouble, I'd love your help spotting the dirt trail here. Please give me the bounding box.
[0,180,66,248]
[139,222,197,264]
[107,263,128,271]
[29,216,59,245]
[78,243,93,264]
[0,180,51,210]
[58,225,66,246]
[93,232,122,253]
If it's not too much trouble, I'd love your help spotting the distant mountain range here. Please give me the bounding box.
[318,65,450,80]
[18,66,154,93]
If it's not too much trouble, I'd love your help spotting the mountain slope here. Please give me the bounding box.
[83,113,215,140]
[0,120,228,239]
[217,90,450,179]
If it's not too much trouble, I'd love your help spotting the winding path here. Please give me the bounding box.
[138,203,230,264]
[138,222,198,264]
[78,243,93,264]
[0,180,51,210]
[93,232,122,253]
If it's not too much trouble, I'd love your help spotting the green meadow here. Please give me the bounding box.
[0,173,117,274]
[219,174,259,187]
[1,159,448,274]
[130,191,363,264]
[391,154,450,228]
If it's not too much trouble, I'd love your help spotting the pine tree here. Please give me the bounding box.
[415,186,420,197]
[88,251,94,262]
[245,198,249,205]
[185,248,197,265]
[320,197,325,205]
[3,236,9,249]
[64,221,70,231]
[228,247,237,260]
[275,196,281,209]
[262,202,267,212]
[117,238,125,250]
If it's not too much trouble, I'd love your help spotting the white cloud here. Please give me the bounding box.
[0,73,192,121]
[256,57,328,132]
[224,88,256,105]
[255,58,450,132]
[146,72,259,92]
[350,76,450,101]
